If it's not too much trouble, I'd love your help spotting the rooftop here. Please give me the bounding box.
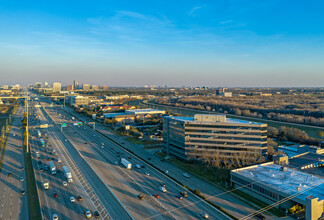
[166,115,265,125]
[233,163,324,202]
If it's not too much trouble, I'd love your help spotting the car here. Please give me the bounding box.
[51,157,55,161]
[7,172,12,177]
[63,181,67,186]
[53,192,59,198]
[21,189,26,195]
[182,173,191,178]
[57,158,61,163]
[52,214,58,220]
[84,210,92,218]
[20,177,24,182]
[160,183,166,187]
[165,170,169,174]
[70,197,75,203]
[46,157,51,161]
[159,187,167,193]
[180,191,188,197]
[94,211,100,218]
[200,212,209,219]
[65,139,67,142]
[137,194,144,200]
[254,213,266,220]
[145,172,150,176]
[13,134,16,137]
[44,165,49,171]
[76,195,82,201]
[176,195,183,200]
[101,146,104,149]
[128,156,132,159]
[38,161,42,164]
[141,165,145,168]
[101,143,105,146]
[154,194,160,198]
[121,142,125,144]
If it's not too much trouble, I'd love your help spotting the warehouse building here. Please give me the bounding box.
[163,114,267,161]
[231,162,324,220]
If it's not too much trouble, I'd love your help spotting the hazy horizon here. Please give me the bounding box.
[1,0,324,87]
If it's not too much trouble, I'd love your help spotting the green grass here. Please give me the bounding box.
[23,125,41,220]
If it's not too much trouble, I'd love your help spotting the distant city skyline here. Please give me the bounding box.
[1,0,324,87]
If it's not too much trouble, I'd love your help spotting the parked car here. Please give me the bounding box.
[84,210,92,218]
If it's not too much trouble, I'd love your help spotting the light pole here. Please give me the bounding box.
[26,96,29,153]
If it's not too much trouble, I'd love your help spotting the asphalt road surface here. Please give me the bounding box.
[0,105,28,220]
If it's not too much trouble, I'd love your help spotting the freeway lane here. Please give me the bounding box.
[31,103,100,220]
[46,105,230,219]
[0,105,28,220]
[39,104,133,220]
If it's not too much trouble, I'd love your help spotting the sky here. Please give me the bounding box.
[0,0,324,87]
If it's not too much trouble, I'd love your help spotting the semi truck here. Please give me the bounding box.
[63,166,73,183]
[49,161,56,175]
[121,158,132,169]
[43,182,49,189]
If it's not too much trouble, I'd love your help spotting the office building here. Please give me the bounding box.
[92,85,99,90]
[44,82,49,87]
[102,85,108,90]
[74,80,79,90]
[231,162,324,220]
[68,96,89,106]
[34,82,42,88]
[52,82,62,92]
[163,114,267,161]
[66,85,74,91]
[82,84,90,91]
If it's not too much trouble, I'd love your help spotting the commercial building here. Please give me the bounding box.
[34,82,42,88]
[231,162,324,220]
[66,85,74,91]
[163,114,267,161]
[102,85,108,90]
[92,85,99,90]
[74,80,79,90]
[68,96,89,106]
[125,109,165,115]
[52,82,62,92]
[103,112,135,124]
[82,84,90,91]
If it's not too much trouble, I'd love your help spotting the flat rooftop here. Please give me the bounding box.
[233,163,324,202]
[126,109,165,114]
[166,115,264,125]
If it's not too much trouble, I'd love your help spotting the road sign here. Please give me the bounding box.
[62,123,67,127]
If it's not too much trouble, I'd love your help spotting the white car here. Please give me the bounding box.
[145,172,150,176]
[183,173,191,178]
[159,187,167,193]
[57,158,61,163]
[52,214,58,220]
[63,181,67,187]
[85,210,92,218]
[200,211,209,219]
[70,197,75,203]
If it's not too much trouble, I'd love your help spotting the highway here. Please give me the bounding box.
[0,105,28,220]
[59,104,280,220]
[29,102,109,220]
[43,101,232,220]
[35,101,133,220]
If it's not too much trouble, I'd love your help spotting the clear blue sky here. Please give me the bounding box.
[1,0,324,87]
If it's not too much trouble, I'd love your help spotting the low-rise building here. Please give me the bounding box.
[231,162,324,220]
[68,96,89,106]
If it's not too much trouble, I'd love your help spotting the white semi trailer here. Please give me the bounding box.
[63,166,73,183]
[121,158,132,169]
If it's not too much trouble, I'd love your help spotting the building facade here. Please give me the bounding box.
[66,85,74,91]
[82,84,90,91]
[74,80,79,90]
[68,96,89,106]
[163,114,267,161]
[52,82,62,92]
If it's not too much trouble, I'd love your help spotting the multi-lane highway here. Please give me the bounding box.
[29,102,112,220]
[0,105,28,220]
[33,101,133,220]
[42,101,231,220]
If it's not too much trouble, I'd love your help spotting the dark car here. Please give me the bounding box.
[40,167,44,172]
[7,172,12,177]
[51,157,55,161]
[21,189,26,195]
[176,195,183,200]
[44,165,49,171]
[53,192,59,198]
[160,183,166,187]
[141,165,146,168]
[38,161,42,164]
[76,195,82,201]
[93,211,100,218]
[254,213,266,220]
[137,194,144,200]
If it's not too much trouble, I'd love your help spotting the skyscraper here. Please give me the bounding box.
[74,80,79,90]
